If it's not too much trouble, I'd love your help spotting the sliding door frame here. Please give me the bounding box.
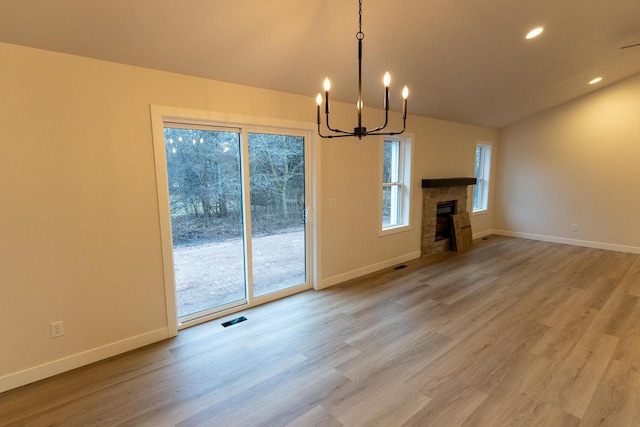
[150,105,321,335]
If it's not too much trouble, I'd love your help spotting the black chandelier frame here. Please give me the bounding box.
[316,0,408,140]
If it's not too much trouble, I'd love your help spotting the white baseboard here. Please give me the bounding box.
[0,327,170,393]
[5,229,635,393]
[319,251,422,290]
[491,229,640,254]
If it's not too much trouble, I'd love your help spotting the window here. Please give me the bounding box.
[381,137,412,232]
[473,143,492,212]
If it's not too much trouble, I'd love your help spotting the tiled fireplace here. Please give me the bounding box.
[421,178,477,256]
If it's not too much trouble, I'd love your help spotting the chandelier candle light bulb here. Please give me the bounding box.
[402,85,409,119]
[384,71,391,110]
[323,78,331,114]
[316,93,323,124]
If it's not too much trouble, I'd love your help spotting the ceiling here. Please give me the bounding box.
[1,0,640,129]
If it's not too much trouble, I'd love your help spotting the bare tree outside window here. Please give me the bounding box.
[164,127,307,318]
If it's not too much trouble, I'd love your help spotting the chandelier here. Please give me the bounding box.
[316,0,409,140]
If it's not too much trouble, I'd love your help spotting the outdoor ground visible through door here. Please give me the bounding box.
[173,229,305,317]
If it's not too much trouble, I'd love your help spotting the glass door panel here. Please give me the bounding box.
[248,132,307,297]
[164,126,246,320]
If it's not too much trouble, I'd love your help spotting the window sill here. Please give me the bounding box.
[471,209,488,217]
[380,224,411,237]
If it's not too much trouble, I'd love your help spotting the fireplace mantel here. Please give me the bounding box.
[422,177,477,188]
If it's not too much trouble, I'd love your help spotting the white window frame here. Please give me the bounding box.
[473,142,492,214]
[379,135,413,236]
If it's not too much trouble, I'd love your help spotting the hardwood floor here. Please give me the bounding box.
[3,235,640,426]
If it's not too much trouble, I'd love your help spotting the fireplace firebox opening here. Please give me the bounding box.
[435,200,456,242]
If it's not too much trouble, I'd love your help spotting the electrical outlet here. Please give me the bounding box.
[571,224,579,232]
[350,249,356,259]
[329,198,337,209]
[50,321,64,338]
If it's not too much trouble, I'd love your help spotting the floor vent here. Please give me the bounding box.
[222,316,247,328]
[394,265,408,270]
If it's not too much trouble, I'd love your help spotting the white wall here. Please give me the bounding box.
[0,42,498,391]
[494,73,640,252]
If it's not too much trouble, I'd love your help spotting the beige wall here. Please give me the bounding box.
[320,108,498,283]
[495,73,640,251]
[0,42,498,391]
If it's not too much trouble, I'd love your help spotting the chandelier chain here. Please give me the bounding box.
[357,0,364,40]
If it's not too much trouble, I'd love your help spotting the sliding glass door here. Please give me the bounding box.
[164,126,246,319]
[248,132,307,297]
[162,123,310,324]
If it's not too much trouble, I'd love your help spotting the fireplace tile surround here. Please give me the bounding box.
[421,178,477,256]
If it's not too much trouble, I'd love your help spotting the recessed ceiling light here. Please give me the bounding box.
[526,27,544,39]
[589,77,603,85]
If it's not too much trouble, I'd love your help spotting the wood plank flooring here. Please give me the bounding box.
[2,235,640,426]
